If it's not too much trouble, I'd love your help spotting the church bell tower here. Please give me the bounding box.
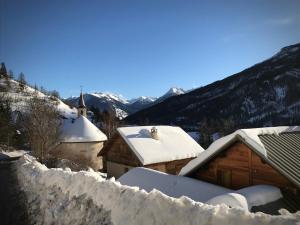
[78,91,87,117]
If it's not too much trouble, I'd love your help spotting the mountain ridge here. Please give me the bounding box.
[125,43,300,140]
[65,87,186,119]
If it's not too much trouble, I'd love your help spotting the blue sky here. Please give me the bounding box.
[1,0,300,99]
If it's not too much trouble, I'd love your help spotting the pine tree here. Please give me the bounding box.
[40,86,47,95]
[198,117,213,148]
[50,90,60,99]
[4,76,11,89]
[4,68,11,89]
[34,83,38,91]
[8,70,14,79]
[0,62,7,78]
[18,72,27,91]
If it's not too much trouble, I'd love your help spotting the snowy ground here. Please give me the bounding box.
[16,154,300,225]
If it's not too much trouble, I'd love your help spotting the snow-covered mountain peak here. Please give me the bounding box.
[154,87,186,103]
[167,87,185,95]
[128,96,157,104]
[92,92,129,104]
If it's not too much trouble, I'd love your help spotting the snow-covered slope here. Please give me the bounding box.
[0,77,77,119]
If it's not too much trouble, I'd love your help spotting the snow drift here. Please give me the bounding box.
[118,168,283,211]
[16,155,300,225]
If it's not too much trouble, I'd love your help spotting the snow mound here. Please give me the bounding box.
[206,193,249,211]
[118,167,231,203]
[16,155,300,225]
[237,185,283,209]
[119,168,284,211]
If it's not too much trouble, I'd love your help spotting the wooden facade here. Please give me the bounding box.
[189,141,298,192]
[101,133,195,178]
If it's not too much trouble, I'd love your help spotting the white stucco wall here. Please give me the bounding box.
[50,142,104,170]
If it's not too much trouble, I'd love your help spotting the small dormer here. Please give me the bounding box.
[78,91,87,117]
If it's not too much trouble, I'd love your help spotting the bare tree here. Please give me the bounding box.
[22,97,61,163]
[101,108,118,139]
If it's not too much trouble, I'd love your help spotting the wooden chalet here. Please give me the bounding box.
[99,126,204,178]
[179,126,300,213]
[180,126,300,191]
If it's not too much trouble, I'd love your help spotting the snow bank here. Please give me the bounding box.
[237,185,283,209]
[206,193,249,211]
[119,168,284,211]
[118,167,231,203]
[17,155,300,225]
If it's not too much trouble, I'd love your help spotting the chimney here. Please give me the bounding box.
[150,127,159,140]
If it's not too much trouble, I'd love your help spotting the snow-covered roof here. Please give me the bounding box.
[117,126,204,165]
[118,167,231,203]
[180,126,300,176]
[60,115,107,143]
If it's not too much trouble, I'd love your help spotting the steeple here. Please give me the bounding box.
[78,89,87,117]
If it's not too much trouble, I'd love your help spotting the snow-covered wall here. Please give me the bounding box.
[17,155,299,225]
